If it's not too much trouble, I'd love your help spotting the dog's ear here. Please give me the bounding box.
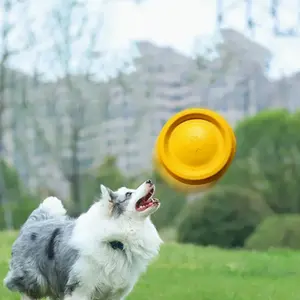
[100,185,116,202]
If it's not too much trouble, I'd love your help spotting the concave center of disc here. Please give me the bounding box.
[168,119,220,167]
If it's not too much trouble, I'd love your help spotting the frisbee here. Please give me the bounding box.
[153,108,236,192]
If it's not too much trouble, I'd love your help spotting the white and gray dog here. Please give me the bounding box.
[3,179,162,300]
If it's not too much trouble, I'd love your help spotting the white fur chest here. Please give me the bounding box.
[69,210,162,300]
[74,247,140,299]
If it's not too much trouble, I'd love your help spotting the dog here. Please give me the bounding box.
[3,179,162,300]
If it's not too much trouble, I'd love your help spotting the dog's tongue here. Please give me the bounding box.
[141,196,152,205]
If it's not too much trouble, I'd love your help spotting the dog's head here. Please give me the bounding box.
[100,179,160,219]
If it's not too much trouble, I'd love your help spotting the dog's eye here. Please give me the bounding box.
[125,192,132,198]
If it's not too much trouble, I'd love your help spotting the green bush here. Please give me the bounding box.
[0,160,40,230]
[245,214,300,250]
[0,195,39,229]
[177,187,273,248]
[218,109,300,214]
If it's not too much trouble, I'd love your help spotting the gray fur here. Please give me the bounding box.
[4,205,79,300]
[108,188,133,218]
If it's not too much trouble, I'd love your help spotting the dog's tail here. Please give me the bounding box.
[23,197,67,227]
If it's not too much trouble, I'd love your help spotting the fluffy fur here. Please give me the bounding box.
[3,180,163,300]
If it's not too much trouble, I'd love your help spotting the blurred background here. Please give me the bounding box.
[1,0,300,251]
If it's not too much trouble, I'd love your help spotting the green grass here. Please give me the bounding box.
[1,232,300,299]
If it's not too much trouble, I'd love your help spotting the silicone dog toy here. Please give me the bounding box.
[153,108,236,192]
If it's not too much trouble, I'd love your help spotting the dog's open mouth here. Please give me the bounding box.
[136,187,159,212]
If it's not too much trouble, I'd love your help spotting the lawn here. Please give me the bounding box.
[1,231,300,299]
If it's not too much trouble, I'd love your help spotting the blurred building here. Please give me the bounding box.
[100,29,272,175]
[101,41,200,174]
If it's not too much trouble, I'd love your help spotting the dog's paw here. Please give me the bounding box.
[40,197,66,216]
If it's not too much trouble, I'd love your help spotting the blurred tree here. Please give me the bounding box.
[22,0,148,213]
[219,109,300,214]
[245,214,300,250]
[0,160,39,229]
[45,0,107,211]
[0,0,35,229]
[21,0,113,212]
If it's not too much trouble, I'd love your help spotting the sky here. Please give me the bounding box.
[4,0,300,80]
[105,0,300,79]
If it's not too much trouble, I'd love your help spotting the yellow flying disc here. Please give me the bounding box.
[153,108,236,192]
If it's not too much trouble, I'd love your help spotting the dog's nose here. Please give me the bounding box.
[146,179,153,185]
